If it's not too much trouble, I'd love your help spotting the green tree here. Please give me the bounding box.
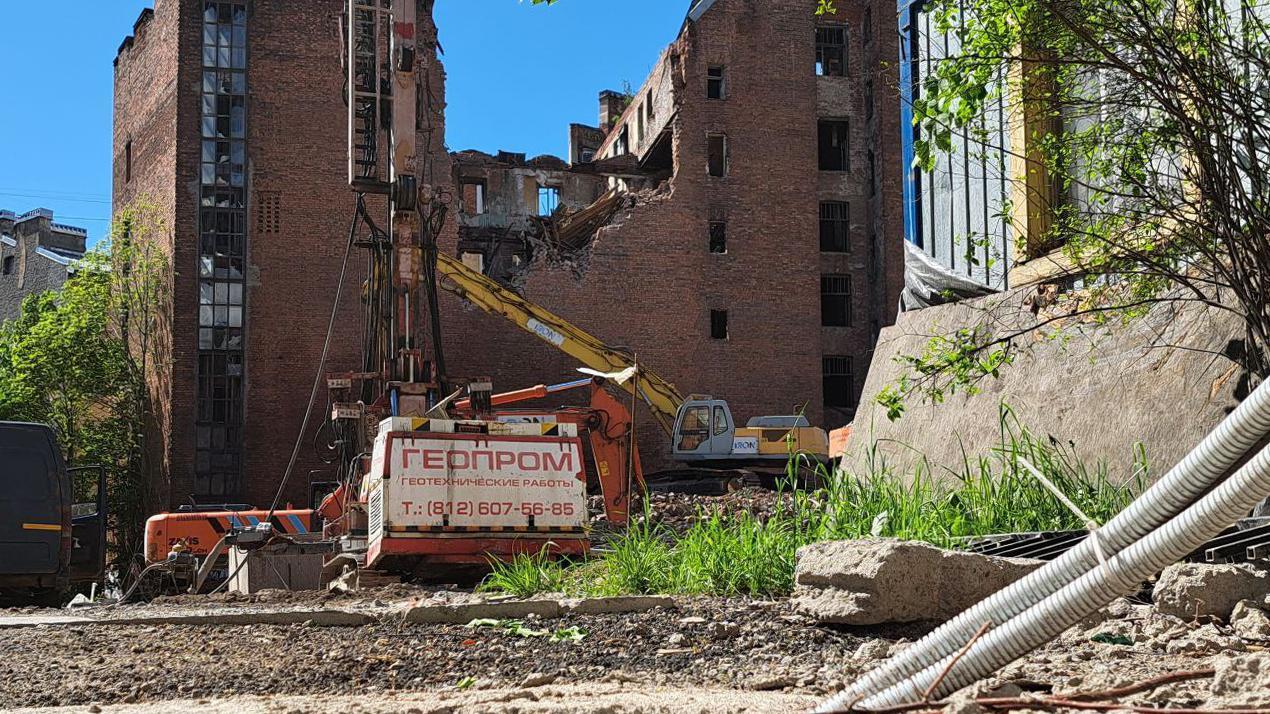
[0,205,170,577]
[879,0,1270,419]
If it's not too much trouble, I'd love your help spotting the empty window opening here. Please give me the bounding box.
[707,134,729,177]
[636,102,646,144]
[865,79,874,119]
[2,256,13,276]
[821,274,852,327]
[816,26,847,77]
[864,5,873,44]
[819,119,850,172]
[707,66,726,100]
[823,356,857,409]
[579,148,596,164]
[820,201,850,253]
[538,186,560,216]
[646,95,655,122]
[711,309,729,340]
[709,220,728,254]
[125,140,134,183]
[462,181,486,215]
[615,125,630,155]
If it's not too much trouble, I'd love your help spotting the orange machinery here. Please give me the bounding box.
[144,378,642,567]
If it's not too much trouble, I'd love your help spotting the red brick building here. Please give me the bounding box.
[114,0,902,508]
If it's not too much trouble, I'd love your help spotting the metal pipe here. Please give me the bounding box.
[863,440,1270,706]
[819,376,1270,711]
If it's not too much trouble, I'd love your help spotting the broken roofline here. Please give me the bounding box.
[593,40,680,161]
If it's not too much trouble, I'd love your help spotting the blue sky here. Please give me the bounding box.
[0,1,685,246]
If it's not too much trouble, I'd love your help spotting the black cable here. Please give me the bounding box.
[265,195,363,521]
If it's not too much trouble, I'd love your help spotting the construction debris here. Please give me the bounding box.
[1152,561,1270,620]
[792,539,1042,625]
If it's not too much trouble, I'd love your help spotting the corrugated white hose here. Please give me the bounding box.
[862,438,1270,708]
[817,376,1270,713]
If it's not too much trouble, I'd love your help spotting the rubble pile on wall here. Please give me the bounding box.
[523,189,629,279]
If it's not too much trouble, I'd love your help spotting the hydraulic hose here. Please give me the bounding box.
[862,438,1270,707]
[818,376,1270,712]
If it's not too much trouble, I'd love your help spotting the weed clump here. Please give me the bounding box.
[480,419,1145,599]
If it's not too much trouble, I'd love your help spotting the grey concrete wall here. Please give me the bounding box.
[846,288,1248,482]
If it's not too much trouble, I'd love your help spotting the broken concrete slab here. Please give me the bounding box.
[0,608,376,630]
[560,595,675,615]
[1153,562,1270,620]
[0,614,94,629]
[792,539,1042,625]
[402,599,563,625]
[1211,653,1270,707]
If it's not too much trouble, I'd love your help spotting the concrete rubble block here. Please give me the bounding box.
[1210,653,1270,707]
[403,599,563,625]
[792,539,1042,625]
[559,595,675,615]
[1231,600,1270,641]
[1152,562,1270,621]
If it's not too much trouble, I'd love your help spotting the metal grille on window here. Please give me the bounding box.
[820,201,850,252]
[197,1,247,499]
[821,274,853,327]
[822,356,856,409]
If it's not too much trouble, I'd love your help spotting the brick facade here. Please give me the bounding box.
[114,0,902,507]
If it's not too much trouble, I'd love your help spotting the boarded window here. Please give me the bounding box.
[821,274,852,327]
[819,119,850,171]
[707,66,726,99]
[823,356,856,409]
[820,202,850,253]
[538,186,560,216]
[816,26,847,77]
[461,181,486,215]
[711,309,729,340]
[707,134,728,177]
[709,220,727,254]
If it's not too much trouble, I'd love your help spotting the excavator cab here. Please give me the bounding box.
[672,399,830,466]
[672,397,739,460]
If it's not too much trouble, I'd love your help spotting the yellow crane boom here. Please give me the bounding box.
[435,251,686,435]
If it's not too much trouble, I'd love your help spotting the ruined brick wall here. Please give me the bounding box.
[436,0,893,472]
[115,0,903,504]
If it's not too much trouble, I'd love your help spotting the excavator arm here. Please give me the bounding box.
[435,251,686,436]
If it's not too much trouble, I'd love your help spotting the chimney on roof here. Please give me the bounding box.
[598,90,628,133]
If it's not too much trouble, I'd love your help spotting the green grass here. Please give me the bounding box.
[479,416,1147,599]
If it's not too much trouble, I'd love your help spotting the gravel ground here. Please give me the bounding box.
[3,593,1268,712]
[0,598,869,710]
[9,685,815,714]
